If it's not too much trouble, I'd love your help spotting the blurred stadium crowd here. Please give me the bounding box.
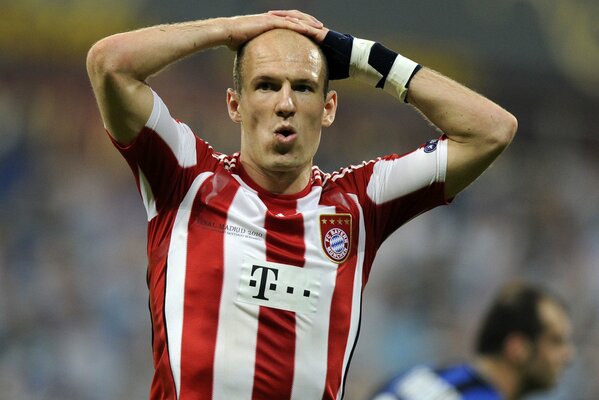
[1,1,598,399]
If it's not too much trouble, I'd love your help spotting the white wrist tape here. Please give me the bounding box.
[384,53,421,102]
[349,38,420,102]
[349,39,380,86]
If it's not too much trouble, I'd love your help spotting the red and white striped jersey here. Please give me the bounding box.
[111,91,449,400]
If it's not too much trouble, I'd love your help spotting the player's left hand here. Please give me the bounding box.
[267,10,329,42]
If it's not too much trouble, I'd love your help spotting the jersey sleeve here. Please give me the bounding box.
[369,136,449,245]
[332,136,449,250]
[108,90,217,220]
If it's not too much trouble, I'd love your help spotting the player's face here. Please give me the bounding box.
[227,29,336,182]
[521,299,574,393]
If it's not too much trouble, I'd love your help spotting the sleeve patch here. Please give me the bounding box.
[423,139,439,153]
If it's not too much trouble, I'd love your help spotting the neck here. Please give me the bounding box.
[474,356,522,400]
[241,160,312,195]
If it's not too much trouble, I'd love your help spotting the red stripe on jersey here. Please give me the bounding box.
[252,197,305,400]
[322,255,358,400]
[148,228,178,400]
[178,172,238,399]
[319,191,362,400]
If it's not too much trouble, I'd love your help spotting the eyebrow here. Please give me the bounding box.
[251,75,319,86]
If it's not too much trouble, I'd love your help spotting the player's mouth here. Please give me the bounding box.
[274,125,298,142]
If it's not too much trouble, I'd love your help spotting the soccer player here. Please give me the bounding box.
[370,282,574,400]
[86,9,517,400]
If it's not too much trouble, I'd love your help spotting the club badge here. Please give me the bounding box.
[320,213,352,263]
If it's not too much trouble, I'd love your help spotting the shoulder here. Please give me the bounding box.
[372,365,460,400]
[321,158,380,185]
[372,364,500,400]
[437,364,501,399]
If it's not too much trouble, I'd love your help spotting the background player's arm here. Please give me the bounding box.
[405,69,517,199]
[86,13,322,145]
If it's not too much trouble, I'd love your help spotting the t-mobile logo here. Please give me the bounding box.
[250,265,312,301]
[249,265,279,301]
[238,259,320,313]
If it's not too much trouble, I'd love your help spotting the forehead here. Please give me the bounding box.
[242,30,325,81]
[539,299,571,338]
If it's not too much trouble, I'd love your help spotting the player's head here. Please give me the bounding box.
[226,29,337,183]
[233,34,330,97]
[475,281,574,395]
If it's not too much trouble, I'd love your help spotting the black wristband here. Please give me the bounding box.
[368,42,398,89]
[320,30,354,80]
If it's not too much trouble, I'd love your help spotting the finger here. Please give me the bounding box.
[288,10,323,27]
[269,10,323,28]
[284,16,311,33]
[284,18,329,42]
[268,14,309,31]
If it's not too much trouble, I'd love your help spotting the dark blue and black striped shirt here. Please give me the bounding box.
[370,364,501,400]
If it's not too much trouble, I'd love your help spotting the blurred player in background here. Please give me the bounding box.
[86,9,516,400]
[370,281,574,400]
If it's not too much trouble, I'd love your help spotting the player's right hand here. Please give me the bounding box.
[224,12,324,50]
[267,10,329,43]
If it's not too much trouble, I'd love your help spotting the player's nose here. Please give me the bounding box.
[275,82,296,118]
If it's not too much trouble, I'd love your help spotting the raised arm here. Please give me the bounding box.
[86,13,323,144]
[272,10,517,199]
[405,69,517,198]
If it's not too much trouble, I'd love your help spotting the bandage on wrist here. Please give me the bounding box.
[321,30,421,103]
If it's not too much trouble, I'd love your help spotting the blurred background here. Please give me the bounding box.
[1,1,598,399]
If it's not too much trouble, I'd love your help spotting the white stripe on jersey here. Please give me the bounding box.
[337,193,366,400]
[366,140,447,204]
[147,90,197,168]
[212,188,266,399]
[165,172,213,398]
[291,190,336,400]
[138,166,158,221]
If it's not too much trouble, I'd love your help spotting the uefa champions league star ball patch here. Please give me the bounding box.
[423,138,439,153]
[319,214,352,263]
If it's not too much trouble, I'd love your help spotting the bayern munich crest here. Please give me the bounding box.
[320,213,352,263]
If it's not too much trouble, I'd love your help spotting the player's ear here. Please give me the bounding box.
[227,88,242,123]
[505,333,532,365]
[321,90,337,128]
